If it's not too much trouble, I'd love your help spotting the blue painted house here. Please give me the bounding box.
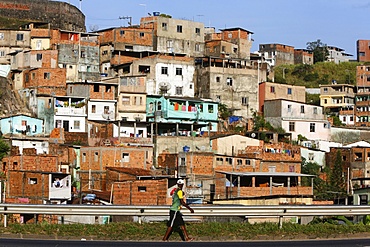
[146,96,218,135]
[0,114,44,136]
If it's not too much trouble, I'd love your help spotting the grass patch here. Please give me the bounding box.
[1,220,370,241]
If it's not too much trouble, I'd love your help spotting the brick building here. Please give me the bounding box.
[105,167,167,205]
[357,40,370,62]
[76,146,153,191]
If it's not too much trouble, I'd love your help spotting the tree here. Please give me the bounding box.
[0,137,9,161]
[328,150,346,199]
[301,158,330,200]
[306,39,329,63]
[218,103,232,120]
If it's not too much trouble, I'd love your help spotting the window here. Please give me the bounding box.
[92,105,96,113]
[82,153,86,162]
[25,74,29,82]
[74,120,80,130]
[94,152,99,162]
[225,157,233,165]
[122,153,130,162]
[28,178,37,185]
[0,50,4,57]
[138,186,147,192]
[242,97,249,106]
[245,160,251,165]
[94,84,99,92]
[195,43,200,51]
[105,85,111,92]
[44,72,50,79]
[36,53,42,61]
[237,159,243,165]
[208,105,214,113]
[32,73,35,80]
[308,153,314,161]
[120,30,125,36]
[195,28,200,35]
[313,107,317,114]
[226,77,233,86]
[287,88,292,95]
[270,86,275,93]
[161,66,168,75]
[287,105,292,112]
[0,33,3,40]
[216,95,221,101]
[175,68,182,76]
[139,32,144,38]
[323,87,328,93]
[177,25,183,33]
[104,106,109,114]
[300,105,305,113]
[80,50,86,58]
[162,22,167,31]
[175,86,183,95]
[134,96,142,105]
[125,45,133,50]
[139,65,150,73]
[310,123,315,132]
[324,99,328,104]
[189,84,193,89]
[216,76,220,82]
[16,33,24,41]
[122,96,130,105]
[289,122,295,131]
[216,157,224,164]
[360,52,365,57]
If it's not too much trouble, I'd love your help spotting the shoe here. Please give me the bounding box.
[186,238,194,242]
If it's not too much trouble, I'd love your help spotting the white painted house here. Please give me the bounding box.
[264,99,331,141]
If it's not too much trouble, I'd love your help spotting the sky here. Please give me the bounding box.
[60,0,370,58]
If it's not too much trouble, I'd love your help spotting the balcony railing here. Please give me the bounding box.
[55,107,86,115]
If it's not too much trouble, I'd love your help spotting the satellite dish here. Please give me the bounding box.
[134,114,144,122]
[159,82,171,91]
[102,111,115,121]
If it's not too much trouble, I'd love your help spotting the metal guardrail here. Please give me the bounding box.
[0,204,369,227]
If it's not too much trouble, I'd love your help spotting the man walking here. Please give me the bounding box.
[163,179,194,241]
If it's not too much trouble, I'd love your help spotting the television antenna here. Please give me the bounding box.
[119,16,132,26]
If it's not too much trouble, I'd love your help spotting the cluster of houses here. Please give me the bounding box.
[2,3,370,225]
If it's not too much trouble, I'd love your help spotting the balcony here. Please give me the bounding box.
[55,107,85,115]
[228,186,312,197]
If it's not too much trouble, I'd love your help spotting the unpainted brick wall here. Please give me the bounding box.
[7,171,49,202]
[112,179,167,205]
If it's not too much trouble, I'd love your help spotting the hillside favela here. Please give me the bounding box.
[1,0,370,237]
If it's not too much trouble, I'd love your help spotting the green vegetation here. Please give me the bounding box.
[306,39,329,64]
[1,220,370,241]
[0,16,31,29]
[0,137,10,161]
[218,103,232,120]
[274,62,360,89]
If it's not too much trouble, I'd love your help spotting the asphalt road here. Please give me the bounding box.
[1,238,370,247]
